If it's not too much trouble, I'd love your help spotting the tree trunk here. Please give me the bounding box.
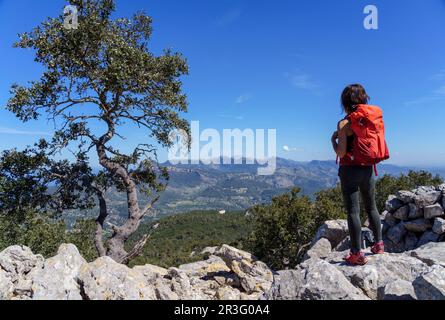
[94,189,108,257]
[94,125,152,264]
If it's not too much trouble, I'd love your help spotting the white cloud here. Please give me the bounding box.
[284,72,318,90]
[236,94,252,104]
[283,145,304,152]
[0,126,51,136]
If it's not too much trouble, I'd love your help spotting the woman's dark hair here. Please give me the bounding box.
[341,84,370,113]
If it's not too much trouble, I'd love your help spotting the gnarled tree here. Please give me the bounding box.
[5,0,190,263]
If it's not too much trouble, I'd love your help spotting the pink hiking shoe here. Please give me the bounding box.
[371,241,385,255]
[344,250,368,266]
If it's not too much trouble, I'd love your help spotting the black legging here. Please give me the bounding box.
[339,165,382,253]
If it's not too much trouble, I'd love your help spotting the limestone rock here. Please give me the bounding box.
[409,242,445,268]
[385,195,404,212]
[328,251,428,299]
[311,220,348,248]
[335,264,379,299]
[432,217,445,235]
[403,219,432,233]
[395,191,416,204]
[0,270,13,300]
[404,232,419,251]
[27,244,86,300]
[412,266,445,300]
[393,205,410,220]
[408,203,423,220]
[215,286,242,300]
[387,223,407,244]
[0,246,43,282]
[304,238,332,261]
[414,190,442,208]
[384,211,397,227]
[78,256,157,300]
[133,264,168,282]
[417,231,440,248]
[261,270,304,300]
[178,255,230,277]
[215,245,273,294]
[299,259,369,300]
[423,203,444,219]
[383,280,417,300]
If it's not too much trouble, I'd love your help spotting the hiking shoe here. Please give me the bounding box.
[371,241,385,255]
[344,251,368,266]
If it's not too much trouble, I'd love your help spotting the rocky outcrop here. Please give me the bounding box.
[382,185,445,252]
[1,186,444,300]
[265,184,445,301]
[1,239,444,301]
[0,243,273,301]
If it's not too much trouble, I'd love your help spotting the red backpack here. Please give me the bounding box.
[339,104,390,175]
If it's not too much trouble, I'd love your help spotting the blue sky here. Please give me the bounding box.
[1,0,445,166]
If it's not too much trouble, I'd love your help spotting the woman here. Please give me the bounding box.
[331,84,385,266]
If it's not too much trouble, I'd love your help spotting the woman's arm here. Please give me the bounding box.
[331,119,349,158]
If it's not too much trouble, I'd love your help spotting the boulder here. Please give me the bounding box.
[27,244,86,300]
[412,266,445,300]
[384,211,397,227]
[178,255,230,277]
[298,259,369,300]
[335,264,379,299]
[215,245,273,294]
[403,219,432,233]
[387,223,407,244]
[395,191,416,203]
[393,205,410,220]
[133,264,168,282]
[0,246,44,282]
[383,280,417,300]
[404,232,419,251]
[0,270,13,300]
[423,203,444,219]
[328,251,429,298]
[215,286,242,300]
[312,220,348,248]
[383,238,406,253]
[261,270,304,300]
[78,256,157,300]
[417,231,440,248]
[409,242,445,268]
[408,203,424,220]
[414,190,442,208]
[304,238,332,261]
[385,195,404,212]
[432,217,445,235]
[168,267,215,300]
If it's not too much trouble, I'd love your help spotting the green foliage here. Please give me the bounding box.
[248,188,318,270]
[0,212,97,260]
[66,219,98,262]
[128,211,252,268]
[314,184,346,222]
[375,170,443,212]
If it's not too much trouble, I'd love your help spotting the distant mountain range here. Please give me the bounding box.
[66,158,445,224]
